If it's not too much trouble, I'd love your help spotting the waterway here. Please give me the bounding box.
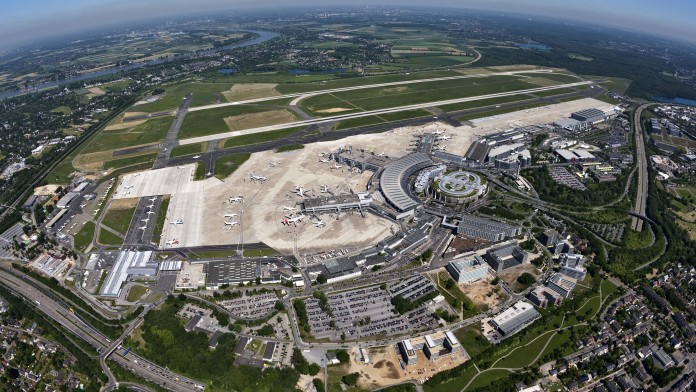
[0,30,279,100]
[654,96,696,107]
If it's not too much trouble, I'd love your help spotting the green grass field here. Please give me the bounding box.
[188,249,239,259]
[242,249,279,257]
[51,106,72,114]
[127,285,148,302]
[274,70,460,94]
[222,127,305,149]
[135,81,233,112]
[493,331,556,368]
[151,197,170,242]
[300,75,538,117]
[276,144,304,153]
[333,109,431,130]
[98,228,123,246]
[171,143,205,158]
[213,153,251,179]
[87,116,173,153]
[454,324,491,358]
[73,221,96,252]
[179,105,274,139]
[194,162,207,180]
[437,94,533,112]
[103,153,157,170]
[101,206,137,234]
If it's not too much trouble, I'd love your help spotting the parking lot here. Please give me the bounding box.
[220,293,278,319]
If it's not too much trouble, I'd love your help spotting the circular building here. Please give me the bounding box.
[431,170,487,205]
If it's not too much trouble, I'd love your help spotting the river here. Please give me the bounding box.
[0,30,279,100]
[654,96,696,107]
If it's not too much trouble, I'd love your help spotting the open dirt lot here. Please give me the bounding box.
[105,112,150,130]
[349,345,468,388]
[499,263,543,293]
[461,275,508,310]
[316,107,354,114]
[223,110,296,132]
[88,87,106,96]
[222,83,279,101]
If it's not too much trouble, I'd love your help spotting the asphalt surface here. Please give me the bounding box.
[153,94,192,169]
[631,104,651,232]
[178,81,594,146]
[123,196,163,247]
[0,266,204,392]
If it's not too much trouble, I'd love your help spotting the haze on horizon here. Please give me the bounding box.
[2,0,695,50]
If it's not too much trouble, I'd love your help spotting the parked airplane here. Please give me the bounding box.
[148,197,157,202]
[228,196,244,203]
[170,219,183,226]
[165,239,180,245]
[292,186,307,197]
[319,159,331,163]
[206,172,213,177]
[320,185,330,193]
[192,155,201,159]
[145,211,155,215]
[123,185,133,189]
[377,151,385,157]
[329,164,343,170]
[138,225,147,231]
[282,214,305,225]
[432,130,445,135]
[141,218,150,223]
[224,213,238,218]
[283,206,296,211]
[434,146,447,151]
[146,204,155,209]
[224,221,239,227]
[437,135,452,141]
[269,161,281,167]
[314,220,326,228]
[249,173,267,182]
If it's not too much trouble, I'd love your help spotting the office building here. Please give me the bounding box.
[447,256,490,283]
[485,243,528,272]
[490,301,541,337]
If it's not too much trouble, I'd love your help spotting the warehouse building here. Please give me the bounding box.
[205,259,260,289]
[485,243,529,272]
[448,214,521,242]
[56,192,78,209]
[489,301,541,337]
[100,251,158,297]
[446,256,490,283]
[571,108,608,124]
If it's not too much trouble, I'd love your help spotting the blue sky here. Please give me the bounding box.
[2,0,696,49]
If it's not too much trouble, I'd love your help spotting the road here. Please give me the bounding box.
[179,81,593,146]
[153,94,192,169]
[631,104,651,232]
[0,268,204,392]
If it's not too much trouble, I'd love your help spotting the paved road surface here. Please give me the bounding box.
[631,104,651,232]
[153,94,192,169]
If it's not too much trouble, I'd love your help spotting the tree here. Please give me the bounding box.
[342,372,360,386]
[255,276,261,285]
[308,363,321,376]
[313,378,325,392]
[335,349,350,363]
[275,301,285,311]
[177,293,187,301]
[517,273,536,287]
[316,274,327,284]
[380,283,387,291]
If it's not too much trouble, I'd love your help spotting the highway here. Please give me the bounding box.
[0,267,205,392]
[631,104,651,232]
[179,80,593,146]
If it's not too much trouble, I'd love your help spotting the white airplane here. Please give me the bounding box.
[432,130,445,135]
[141,218,150,223]
[224,213,238,218]
[170,219,183,226]
[146,204,155,209]
[283,206,296,211]
[224,221,239,227]
[206,171,213,177]
[249,173,267,182]
[377,151,385,157]
[434,146,447,151]
[138,225,147,231]
[437,135,452,141]
[192,155,201,159]
[147,197,157,202]
[228,196,244,203]
[165,239,179,245]
[269,161,281,167]
[123,185,133,189]
[292,186,307,197]
[329,164,343,170]
[145,211,155,215]
[282,214,305,225]
[80,204,86,208]
[320,185,330,193]
[314,220,326,228]
[319,159,331,163]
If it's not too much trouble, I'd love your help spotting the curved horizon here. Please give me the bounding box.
[1,1,695,51]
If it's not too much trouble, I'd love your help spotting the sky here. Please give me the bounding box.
[2,0,696,49]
